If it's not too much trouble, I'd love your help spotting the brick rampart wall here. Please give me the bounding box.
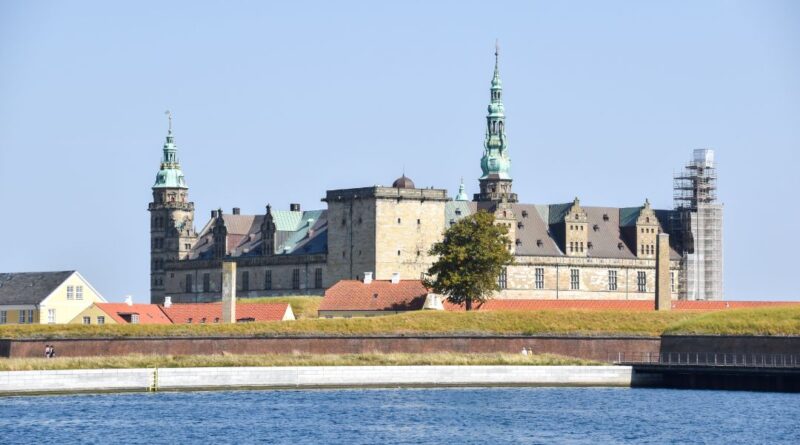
[1,336,660,361]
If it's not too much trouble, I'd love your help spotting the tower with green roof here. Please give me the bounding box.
[148,111,197,303]
[474,42,518,203]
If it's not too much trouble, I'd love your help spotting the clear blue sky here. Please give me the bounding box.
[1,1,798,302]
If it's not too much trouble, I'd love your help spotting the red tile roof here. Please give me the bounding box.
[320,280,430,312]
[443,299,800,312]
[161,302,291,324]
[95,303,173,324]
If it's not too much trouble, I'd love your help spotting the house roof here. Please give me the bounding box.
[95,303,173,324]
[443,299,800,312]
[0,271,75,306]
[161,302,291,323]
[320,280,430,312]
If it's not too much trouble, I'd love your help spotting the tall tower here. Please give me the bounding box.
[673,149,723,300]
[474,41,517,203]
[148,111,197,303]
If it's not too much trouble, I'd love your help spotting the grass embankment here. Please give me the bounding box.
[0,353,598,371]
[664,306,800,336]
[0,310,696,339]
[241,296,322,319]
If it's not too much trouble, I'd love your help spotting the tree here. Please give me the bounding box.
[424,210,514,310]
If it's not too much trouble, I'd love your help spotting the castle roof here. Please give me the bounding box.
[445,202,682,260]
[190,209,328,259]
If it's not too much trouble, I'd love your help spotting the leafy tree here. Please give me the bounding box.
[424,210,514,310]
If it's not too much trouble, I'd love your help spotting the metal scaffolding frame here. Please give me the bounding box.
[671,149,723,301]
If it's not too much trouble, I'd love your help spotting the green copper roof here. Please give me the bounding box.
[153,115,188,189]
[480,42,512,181]
[455,179,469,201]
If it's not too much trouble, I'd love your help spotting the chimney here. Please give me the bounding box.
[655,233,671,311]
[211,210,218,218]
[391,272,400,284]
[422,293,444,311]
[363,272,373,284]
[124,295,133,306]
[222,261,237,323]
[232,207,240,215]
[163,296,172,308]
[290,203,301,212]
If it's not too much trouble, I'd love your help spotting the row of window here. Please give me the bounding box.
[186,268,324,293]
[82,316,106,325]
[498,268,660,292]
[568,242,585,253]
[640,227,656,234]
[569,225,585,231]
[0,310,34,324]
[66,285,83,300]
[640,244,655,255]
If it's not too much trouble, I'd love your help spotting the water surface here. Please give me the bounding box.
[0,387,797,444]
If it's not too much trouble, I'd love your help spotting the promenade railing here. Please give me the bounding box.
[610,352,800,368]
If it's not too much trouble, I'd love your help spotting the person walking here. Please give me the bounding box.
[44,344,50,358]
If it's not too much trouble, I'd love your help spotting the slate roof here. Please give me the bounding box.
[0,271,75,305]
[320,280,430,312]
[447,202,681,260]
[161,302,292,323]
[94,303,173,324]
[190,210,328,259]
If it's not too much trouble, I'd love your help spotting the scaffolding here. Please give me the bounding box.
[671,149,723,301]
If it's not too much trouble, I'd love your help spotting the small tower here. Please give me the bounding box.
[261,204,276,256]
[635,199,659,259]
[148,111,197,304]
[474,41,517,204]
[564,197,588,257]
[455,178,469,201]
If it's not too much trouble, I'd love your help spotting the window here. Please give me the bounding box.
[48,309,56,324]
[417,219,421,225]
[671,272,676,293]
[569,242,574,253]
[397,218,401,224]
[264,270,272,290]
[97,316,105,325]
[498,268,508,289]
[608,270,618,291]
[292,269,300,290]
[66,285,74,300]
[185,274,193,293]
[0,310,6,324]
[203,273,210,292]
[570,269,580,290]
[637,271,647,292]
[131,314,140,324]
[241,271,250,291]
[76,285,83,300]
[19,311,25,324]
[535,268,544,289]
[27,310,33,323]
[83,316,91,325]
[314,268,323,289]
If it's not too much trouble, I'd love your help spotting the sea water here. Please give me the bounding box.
[0,387,797,444]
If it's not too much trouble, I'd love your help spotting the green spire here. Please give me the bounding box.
[153,110,187,189]
[455,178,468,201]
[480,41,511,180]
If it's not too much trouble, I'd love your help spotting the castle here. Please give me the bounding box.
[149,47,723,304]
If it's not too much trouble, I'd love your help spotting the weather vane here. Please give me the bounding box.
[165,110,172,133]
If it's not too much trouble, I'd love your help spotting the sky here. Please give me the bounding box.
[1,1,798,302]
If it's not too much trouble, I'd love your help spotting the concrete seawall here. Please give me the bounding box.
[0,366,636,395]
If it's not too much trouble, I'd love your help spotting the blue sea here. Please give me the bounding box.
[0,387,797,444]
